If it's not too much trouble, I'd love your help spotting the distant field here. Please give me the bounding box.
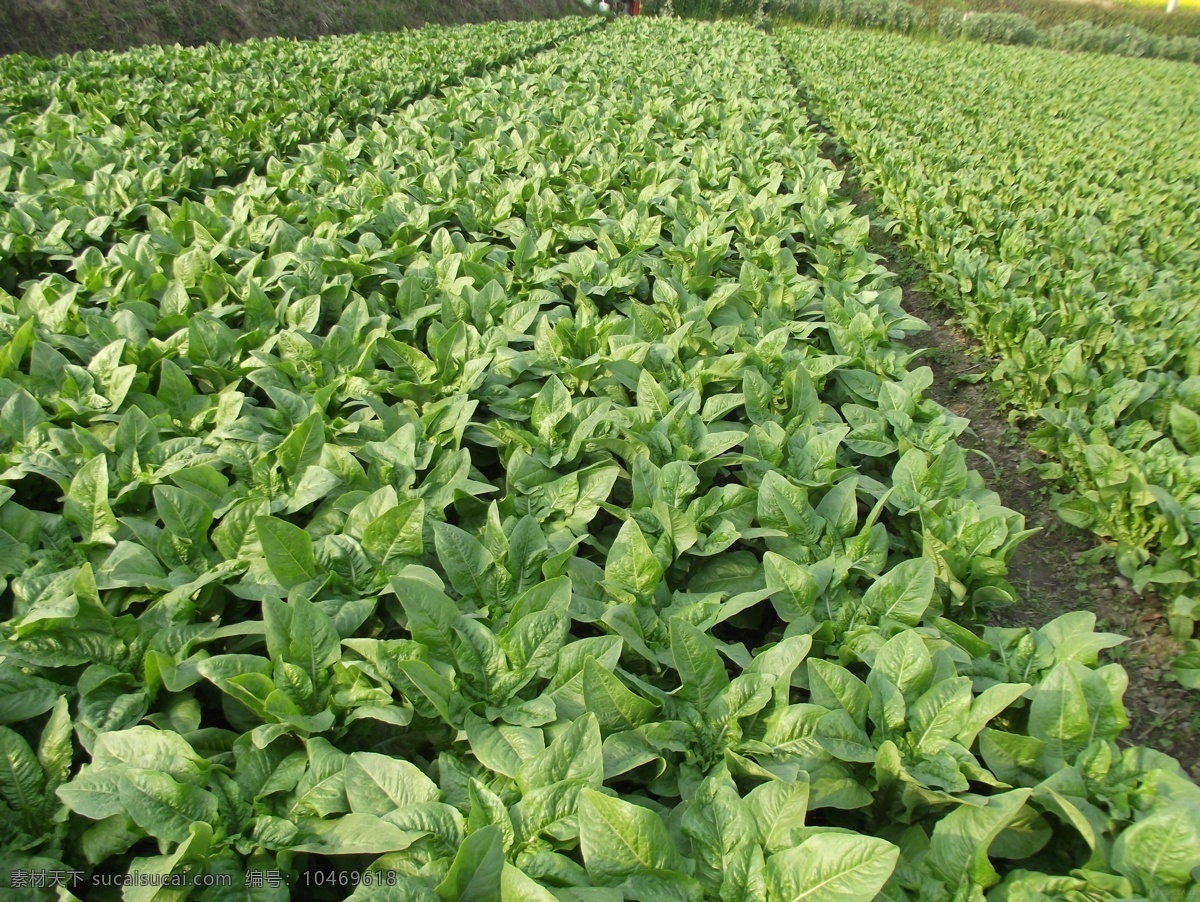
[1114,0,1200,10]
[902,0,1200,37]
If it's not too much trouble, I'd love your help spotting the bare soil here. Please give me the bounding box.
[823,140,1200,779]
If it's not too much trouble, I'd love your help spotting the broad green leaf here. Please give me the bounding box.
[1111,803,1200,890]
[278,412,325,476]
[500,863,557,902]
[871,630,933,702]
[65,456,117,545]
[517,713,602,792]
[0,726,44,821]
[363,499,426,572]
[1169,403,1200,456]
[927,789,1032,890]
[118,768,218,844]
[0,665,61,724]
[578,788,683,885]
[154,485,213,542]
[808,659,870,729]
[255,516,322,589]
[466,715,544,779]
[436,824,505,902]
[431,520,497,603]
[862,559,935,626]
[746,778,810,854]
[583,659,658,732]
[605,518,663,602]
[292,812,424,855]
[763,833,899,902]
[345,752,440,816]
[671,617,729,709]
[908,677,973,751]
[681,770,754,884]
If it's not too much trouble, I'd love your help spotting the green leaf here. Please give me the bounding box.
[278,412,325,476]
[926,789,1031,890]
[1169,403,1200,455]
[255,516,322,589]
[90,726,205,782]
[393,574,458,664]
[746,778,810,854]
[0,665,61,724]
[154,484,213,542]
[518,713,603,792]
[363,499,426,572]
[578,788,683,885]
[670,617,729,710]
[808,659,870,729]
[436,824,504,901]
[721,841,767,902]
[0,726,45,822]
[1027,662,1124,766]
[468,778,515,852]
[292,812,423,855]
[264,595,341,679]
[64,455,117,545]
[395,660,456,724]
[862,559,935,626]
[763,833,899,902]
[605,518,663,602]
[908,677,973,751]
[432,520,497,603]
[58,768,125,820]
[764,553,820,620]
[466,715,544,779]
[344,752,440,816]
[871,630,932,702]
[37,696,74,795]
[0,390,48,442]
[1111,803,1200,890]
[501,863,557,902]
[681,770,754,885]
[745,635,812,706]
[957,682,1031,749]
[583,659,658,732]
[118,768,218,844]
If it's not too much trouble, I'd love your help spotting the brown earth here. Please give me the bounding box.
[821,139,1200,779]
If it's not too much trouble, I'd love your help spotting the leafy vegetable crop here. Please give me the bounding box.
[0,17,1198,902]
[0,18,596,289]
[777,27,1200,675]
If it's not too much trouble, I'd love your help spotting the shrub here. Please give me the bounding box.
[1158,34,1200,62]
[961,11,1042,45]
[769,0,821,21]
[1045,20,1200,62]
[937,7,962,37]
[802,0,920,32]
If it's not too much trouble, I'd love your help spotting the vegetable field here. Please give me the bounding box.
[2,15,1200,902]
[778,29,1200,679]
[0,18,595,290]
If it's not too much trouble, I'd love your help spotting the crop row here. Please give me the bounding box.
[1,17,1198,901]
[0,17,596,291]
[776,28,1200,656]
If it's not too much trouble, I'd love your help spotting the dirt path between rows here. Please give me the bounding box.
[812,134,1200,779]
